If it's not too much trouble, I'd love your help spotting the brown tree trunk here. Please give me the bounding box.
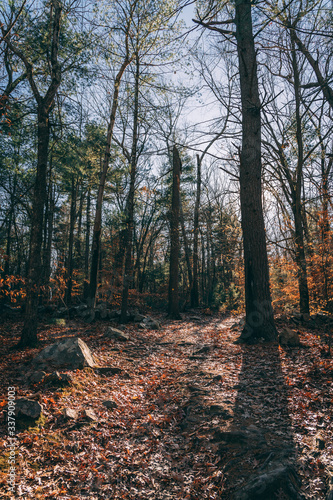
[20,108,50,346]
[83,188,91,299]
[3,172,17,278]
[120,55,140,323]
[235,0,276,342]
[179,195,193,299]
[290,34,310,315]
[168,145,181,319]
[191,154,201,307]
[42,179,55,298]
[8,0,63,347]
[87,58,130,309]
[65,175,77,305]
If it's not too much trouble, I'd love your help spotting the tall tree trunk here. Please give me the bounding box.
[75,185,84,265]
[65,175,77,305]
[20,108,50,346]
[191,154,201,307]
[120,55,140,323]
[168,145,181,319]
[7,0,63,347]
[83,188,91,299]
[88,58,130,309]
[290,34,310,315]
[42,180,55,298]
[3,172,17,278]
[235,0,276,342]
[179,195,193,298]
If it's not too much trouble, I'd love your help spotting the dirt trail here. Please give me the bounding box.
[0,313,332,499]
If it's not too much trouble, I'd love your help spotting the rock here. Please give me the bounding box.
[48,318,66,326]
[213,374,222,382]
[133,313,145,322]
[43,371,74,387]
[95,366,122,375]
[108,310,119,319]
[315,433,326,450]
[85,310,95,323]
[195,345,211,355]
[54,307,68,318]
[233,463,301,500]
[83,409,97,421]
[208,405,232,419]
[63,408,78,420]
[279,328,300,347]
[95,302,107,311]
[100,309,108,320]
[138,316,161,330]
[102,400,118,410]
[104,327,129,341]
[15,399,42,420]
[29,371,47,384]
[31,337,96,370]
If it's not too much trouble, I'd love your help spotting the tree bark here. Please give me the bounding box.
[191,154,201,307]
[168,145,181,319]
[20,108,50,346]
[83,188,91,299]
[120,55,140,323]
[65,175,77,305]
[290,33,310,314]
[87,58,130,309]
[5,0,63,347]
[235,0,277,342]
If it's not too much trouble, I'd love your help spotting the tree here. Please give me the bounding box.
[168,145,182,319]
[194,0,277,341]
[1,0,63,346]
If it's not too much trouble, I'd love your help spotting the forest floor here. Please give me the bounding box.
[0,312,332,499]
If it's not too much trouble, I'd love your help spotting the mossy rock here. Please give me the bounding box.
[48,318,66,326]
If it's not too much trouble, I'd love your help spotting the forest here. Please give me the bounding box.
[0,0,332,499]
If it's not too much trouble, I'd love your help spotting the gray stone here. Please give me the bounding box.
[138,316,161,330]
[83,409,97,421]
[104,327,129,341]
[133,313,145,322]
[279,327,300,347]
[233,463,301,500]
[29,371,47,384]
[108,310,119,319]
[31,337,96,370]
[63,408,78,420]
[44,371,74,387]
[100,309,108,320]
[102,400,118,409]
[15,399,42,420]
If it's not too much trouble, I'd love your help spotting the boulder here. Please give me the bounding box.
[104,327,129,341]
[31,337,96,370]
[233,463,301,500]
[102,400,118,409]
[15,399,42,420]
[138,316,161,330]
[83,409,97,421]
[133,313,145,322]
[279,328,300,347]
[29,371,47,384]
[63,408,78,420]
[43,371,74,387]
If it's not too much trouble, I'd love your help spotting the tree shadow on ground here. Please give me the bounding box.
[216,342,304,500]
